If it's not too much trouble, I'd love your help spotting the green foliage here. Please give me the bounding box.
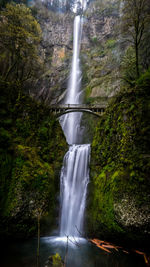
[0,0,9,9]
[121,46,137,84]
[0,127,11,144]
[121,0,150,77]
[0,3,42,82]
[88,74,150,243]
[0,2,68,238]
[106,39,116,49]
[49,253,63,267]
[136,68,150,89]
[91,36,99,45]
[0,80,67,237]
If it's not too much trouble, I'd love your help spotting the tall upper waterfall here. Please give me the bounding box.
[60,15,83,145]
[59,0,90,238]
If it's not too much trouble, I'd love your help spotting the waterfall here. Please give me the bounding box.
[60,15,83,145]
[59,0,90,238]
[60,144,90,237]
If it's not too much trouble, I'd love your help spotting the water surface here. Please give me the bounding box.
[0,237,145,267]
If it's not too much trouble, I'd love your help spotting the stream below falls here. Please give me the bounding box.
[0,237,146,267]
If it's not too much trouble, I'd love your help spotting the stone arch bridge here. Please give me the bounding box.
[49,104,106,118]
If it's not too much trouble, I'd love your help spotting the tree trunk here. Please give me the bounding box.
[4,60,17,81]
[135,40,140,78]
[37,215,40,267]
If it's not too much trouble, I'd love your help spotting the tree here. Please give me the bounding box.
[121,0,150,78]
[121,46,137,85]
[30,198,48,267]
[0,0,9,9]
[0,3,42,82]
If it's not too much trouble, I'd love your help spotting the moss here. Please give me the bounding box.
[136,68,150,90]
[0,80,67,238]
[91,36,99,45]
[47,253,63,267]
[81,39,120,103]
[106,39,116,49]
[87,73,150,247]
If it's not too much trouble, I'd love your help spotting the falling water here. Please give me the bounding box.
[59,0,90,238]
[60,15,83,145]
[60,144,90,237]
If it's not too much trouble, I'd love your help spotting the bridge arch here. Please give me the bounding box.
[56,109,103,118]
[49,104,106,118]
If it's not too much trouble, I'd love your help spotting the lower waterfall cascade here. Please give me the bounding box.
[60,144,90,237]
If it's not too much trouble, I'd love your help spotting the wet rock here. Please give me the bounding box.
[45,253,63,267]
[29,0,123,104]
[114,195,150,229]
[29,6,74,104]
[81,0,123,103]
[88,84,150,247]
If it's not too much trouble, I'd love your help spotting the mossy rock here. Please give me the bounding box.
[0,81,67,238]
[87,74,150,248]
[45,253,63,267]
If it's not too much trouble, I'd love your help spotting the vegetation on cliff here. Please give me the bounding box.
[0,3,68,237]
[87,0,150,248]
[0,3,42,83]
[0,79,67,238]
[121,0,150,79]
[81,0,150,104]
[88,68,150,247]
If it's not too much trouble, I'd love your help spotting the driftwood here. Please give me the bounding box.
[90,239,118,253]
[134,250,150,265]
[90,238,150,265]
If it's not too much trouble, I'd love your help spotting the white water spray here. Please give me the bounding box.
[60,15,83,145]
[60,144,90,237]
[59,0,90,238]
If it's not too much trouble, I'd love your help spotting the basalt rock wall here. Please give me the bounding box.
[87,72,150,248]
[30,0,122,105]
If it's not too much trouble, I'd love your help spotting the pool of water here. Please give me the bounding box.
[0,236,146,267]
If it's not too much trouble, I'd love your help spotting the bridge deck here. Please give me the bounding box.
[49,104,106,117]
[49,104,106,110]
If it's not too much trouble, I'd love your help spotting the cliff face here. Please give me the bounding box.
[87,71,150,247]
[0,81,68,238]
[29,4,74,104]
[30,0,122,104]
[82,0,122,103]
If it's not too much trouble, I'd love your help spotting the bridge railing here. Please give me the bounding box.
[49,104,106,109]
[49,103,106,117]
